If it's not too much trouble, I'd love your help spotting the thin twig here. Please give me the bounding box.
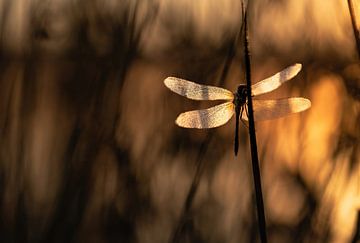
[347,2,360,241]
[169,132,213,243]
[243,5,268,243]
[351,211,360,243]
[348,0,360,58]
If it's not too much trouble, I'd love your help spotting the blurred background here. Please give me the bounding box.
[0,0,359,242]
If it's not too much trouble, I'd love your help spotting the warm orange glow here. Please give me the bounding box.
[301,75,344,190]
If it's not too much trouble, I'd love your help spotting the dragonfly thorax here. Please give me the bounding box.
[233,84,247,111]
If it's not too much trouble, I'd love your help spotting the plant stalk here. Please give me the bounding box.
[243,9,268,243]
[348,0,360,58]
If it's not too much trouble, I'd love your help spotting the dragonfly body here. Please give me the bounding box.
[164,63,311,156]
[234,85,247,155]
[234,84,248,109]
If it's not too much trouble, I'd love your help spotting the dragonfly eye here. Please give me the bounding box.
[237,84,247,94]
[242,89,247,96]
[235,85,247,104]
[233,85,248,107]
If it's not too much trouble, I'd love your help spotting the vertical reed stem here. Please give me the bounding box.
[243,8,268,243]
[351,211,360,243]
[348,2,360,242]
[348,0,360,58]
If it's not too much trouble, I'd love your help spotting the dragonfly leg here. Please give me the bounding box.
[240,105,249,128]
[245,102,249,118]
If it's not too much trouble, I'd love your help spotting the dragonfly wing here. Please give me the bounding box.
[242,98,311,121]
[164,77,234,101]
[252,63,302,96]
[176,102,235,128]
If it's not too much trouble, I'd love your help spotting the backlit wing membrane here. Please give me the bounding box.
[164,77,234,101]
[176,102,235,128]
[252,64,302,96]
[241,98,311,121]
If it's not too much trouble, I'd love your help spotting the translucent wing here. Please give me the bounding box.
[176,102,235,128]
[164,77,234,101]
[252,63,302,96]
[241,98,311,121]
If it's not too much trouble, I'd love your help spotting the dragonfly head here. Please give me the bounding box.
[234,84,247,110]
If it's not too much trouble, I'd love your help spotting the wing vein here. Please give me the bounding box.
[164,77,234,101]
[176,102,235,128]
[252,64,302,96]
[241,98,311,121]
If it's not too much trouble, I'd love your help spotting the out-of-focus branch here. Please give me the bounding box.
[169,6,246,243]
[348,0,360,58]
[351,211,360,243]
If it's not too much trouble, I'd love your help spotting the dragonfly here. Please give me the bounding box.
[164,63,311,155]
